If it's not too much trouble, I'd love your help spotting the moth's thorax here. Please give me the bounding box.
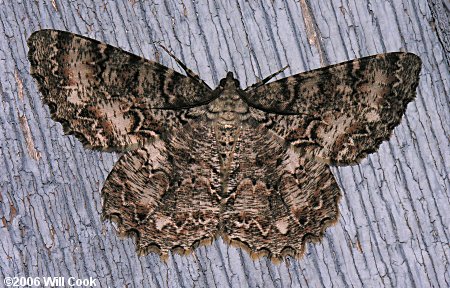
[207,75,249,124]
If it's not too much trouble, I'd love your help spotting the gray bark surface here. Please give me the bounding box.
[0,0,448,287]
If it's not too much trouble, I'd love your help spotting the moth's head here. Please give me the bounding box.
[219,72,241,89]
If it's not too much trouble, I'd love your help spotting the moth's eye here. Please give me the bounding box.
[234,79,240,88]
[219,78,227,87]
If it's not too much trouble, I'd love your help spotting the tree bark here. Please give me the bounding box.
[0,0,448,287]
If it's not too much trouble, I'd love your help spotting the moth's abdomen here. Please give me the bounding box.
[212,124,241,197]
[167,122,286,198]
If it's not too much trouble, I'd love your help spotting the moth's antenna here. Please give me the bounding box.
[159,45,211,90]
[246,65,289,91]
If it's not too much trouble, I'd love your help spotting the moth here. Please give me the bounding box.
[27,30,421,262]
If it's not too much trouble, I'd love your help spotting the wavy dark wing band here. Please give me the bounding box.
[27,29,214,151]
[245,52,421,164]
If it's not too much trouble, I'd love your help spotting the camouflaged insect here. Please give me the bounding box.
[27,29,421,262]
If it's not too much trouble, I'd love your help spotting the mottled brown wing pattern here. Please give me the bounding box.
[28,29,421,262]
[245,53,421,164]
[102,122,223,257]
[27,30,214,151]
[220,126,341,261]
[102,138,220,257]
[102,122,341,261]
